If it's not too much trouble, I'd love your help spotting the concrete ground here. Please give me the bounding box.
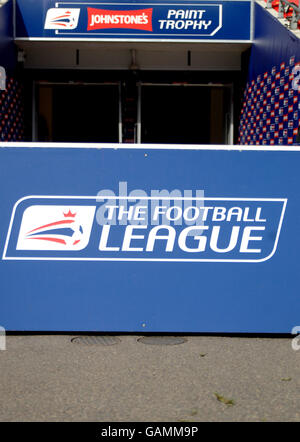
[0,334,299,422]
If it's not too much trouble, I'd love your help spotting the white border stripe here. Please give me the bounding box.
[1,142,300,152]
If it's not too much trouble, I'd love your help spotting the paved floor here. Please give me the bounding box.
[0,334,299,422]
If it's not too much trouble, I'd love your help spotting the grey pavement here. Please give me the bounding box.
[0,334,300,422]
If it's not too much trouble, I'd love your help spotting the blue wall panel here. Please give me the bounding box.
[0,144,299,333]
[249,3,300,79]
[239,4,300,146]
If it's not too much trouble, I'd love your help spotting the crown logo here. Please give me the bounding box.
[64,210,76,218]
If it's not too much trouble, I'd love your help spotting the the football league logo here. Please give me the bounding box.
[3,196,286,262]
[16,205,96,251]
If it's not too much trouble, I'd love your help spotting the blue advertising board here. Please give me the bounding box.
[0,143,299,333]
[15,0,252,41]
[0,0,15,69]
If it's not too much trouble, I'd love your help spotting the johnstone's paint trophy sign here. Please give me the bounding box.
[15,0,252,41]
